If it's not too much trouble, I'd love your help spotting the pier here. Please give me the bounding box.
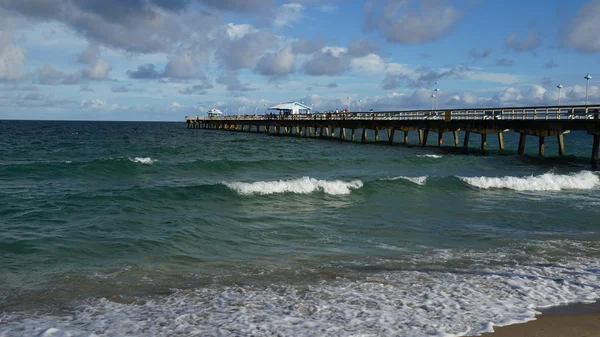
[185,104,600,167]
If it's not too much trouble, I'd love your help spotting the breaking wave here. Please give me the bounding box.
[128,157,156,164]
[224,177,364,196]
[459,171,600,191]
[383,176,428,185]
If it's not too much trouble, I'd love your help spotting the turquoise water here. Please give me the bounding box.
[1,120,600,337]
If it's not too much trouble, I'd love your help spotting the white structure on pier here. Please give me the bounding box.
[268,102,312,115]
[207,108,223,117]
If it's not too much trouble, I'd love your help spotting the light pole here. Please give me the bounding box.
[358,99,363,112]
[431,94,436,110]
[585,74,592,105]
[264,103,267,114]
[557,84,563,106]
[434,87,440,110]
[347,96,351,111]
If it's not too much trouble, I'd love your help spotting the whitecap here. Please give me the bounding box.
[384,176,428,185]
[224,176,363,196]
[128,157,156,164]
[2,258,599,337]
[459,171,600,191]
[417,154,443,158]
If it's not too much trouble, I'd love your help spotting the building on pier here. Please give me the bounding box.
[207,108,223,118]
[268,102,312,115]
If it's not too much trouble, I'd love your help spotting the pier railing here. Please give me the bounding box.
[186,104,600,122]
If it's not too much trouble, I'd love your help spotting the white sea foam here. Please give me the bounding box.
[460,171,600,191]
[128,157,156,164]
[224,177,364,196]
[385,176,428,185]
[417,154,443,158]
[1,253,598,337]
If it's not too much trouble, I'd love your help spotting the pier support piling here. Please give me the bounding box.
[463,131,470,149]
[453,131,459,147]
[361,128,367,143]
[498,133,505,151]
[404,131,408,145]
[438,132,443,147]
[592,135,600,167]
[389,129,395,144]
[557,135,565,156]
[538,136,545,157]
[518,133,527,155]
[481,133,487,152]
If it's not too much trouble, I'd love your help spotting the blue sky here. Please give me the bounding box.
[0,0,599,121]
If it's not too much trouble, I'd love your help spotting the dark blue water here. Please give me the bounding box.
[1,120,599,337]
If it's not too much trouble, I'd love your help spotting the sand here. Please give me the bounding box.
[475,302,600,337]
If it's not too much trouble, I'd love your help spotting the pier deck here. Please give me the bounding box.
[185,104,600,167]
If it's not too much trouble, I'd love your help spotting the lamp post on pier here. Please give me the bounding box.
[431,94,436,110]
[585,74,592,105]
[358,99,363,112]
[557,84,563,106]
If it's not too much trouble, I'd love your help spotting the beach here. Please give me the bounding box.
[1,120,599,336]
[480,313,600,337]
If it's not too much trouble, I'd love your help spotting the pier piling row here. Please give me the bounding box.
[186,104,600,167]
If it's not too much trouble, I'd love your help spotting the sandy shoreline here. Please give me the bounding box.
[474,302,600,337]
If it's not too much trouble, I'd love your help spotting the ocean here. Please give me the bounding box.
[1,120,599,337]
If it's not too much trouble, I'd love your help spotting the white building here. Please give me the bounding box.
[268,102,312,115]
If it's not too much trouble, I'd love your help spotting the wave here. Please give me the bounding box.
[459,171,600,191]
[2,254,599,337]
[417,154,443,159]
[128,157,156,164]
[223,177,364,196]
[383,176,428,185]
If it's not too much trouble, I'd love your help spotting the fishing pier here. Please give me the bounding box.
[186,104,600,167]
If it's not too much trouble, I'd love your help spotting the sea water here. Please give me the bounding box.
[1,120,599,337]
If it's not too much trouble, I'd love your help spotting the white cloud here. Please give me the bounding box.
[505,31,541,52]
[0,42,25,81]
[318,4,338,13]
[80,99,109,109]
[351,53,386,73]
[318,4,339,14]
[564,0,600,52]
[255,47,296,77]
[0,15,25,82]
[274,3,305,27]
[300,84,600,112]
[225,23,256,40]
[463,71,523,85]
[321,46,347,57]
[84,60,112,80]
[368,0,465,44]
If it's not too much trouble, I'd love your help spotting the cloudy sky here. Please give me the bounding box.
[1,0,600,121]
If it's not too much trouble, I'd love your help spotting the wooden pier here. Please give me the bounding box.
[185,104,600,167]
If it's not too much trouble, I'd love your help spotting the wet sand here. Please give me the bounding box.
[476,302,600,337]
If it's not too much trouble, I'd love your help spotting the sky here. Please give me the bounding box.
[1,0,600,121]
